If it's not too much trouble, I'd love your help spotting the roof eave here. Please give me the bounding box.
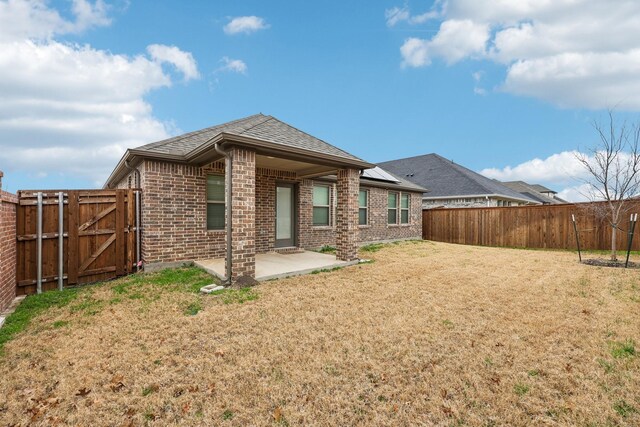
[422,193,541,204]
[105,132,376,188]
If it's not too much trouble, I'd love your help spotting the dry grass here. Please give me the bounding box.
[0,241,639,426]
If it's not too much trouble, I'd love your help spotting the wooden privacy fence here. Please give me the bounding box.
[16,189,141,296]
[422,201,640,251]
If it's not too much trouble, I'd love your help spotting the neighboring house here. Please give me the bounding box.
[105,114,425,284]
[500,181,567,205]
[378,153,540,208]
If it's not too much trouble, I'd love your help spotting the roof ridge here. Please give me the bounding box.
[139,114,265,151]
[256,115,362,160]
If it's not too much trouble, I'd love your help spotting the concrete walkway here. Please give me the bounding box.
[195,251,358,281]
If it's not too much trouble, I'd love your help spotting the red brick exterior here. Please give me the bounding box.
[336,168,360,261]
[228,147,256,281]
[114,158,423,274]
[0,172,17,312]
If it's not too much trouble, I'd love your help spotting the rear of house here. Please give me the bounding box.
[105,114,424,284]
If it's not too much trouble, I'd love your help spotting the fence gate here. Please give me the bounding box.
[16,189,140,296]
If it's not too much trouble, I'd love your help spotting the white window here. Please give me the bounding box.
[313,184,330,226]
[207,175,225,230]
[359,189,368,225]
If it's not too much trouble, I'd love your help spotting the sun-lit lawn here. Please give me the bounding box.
[0,241,638,426]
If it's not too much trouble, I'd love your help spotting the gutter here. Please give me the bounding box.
[213,142,232,285]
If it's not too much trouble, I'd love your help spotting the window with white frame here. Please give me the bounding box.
[313,184,330,226]
[207,175,225,230]
[388,191,410,225]
[388,192,398,224]
[359,189,368,225]
[400,193,410,224]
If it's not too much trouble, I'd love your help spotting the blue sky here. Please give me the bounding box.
[1,0,639,200]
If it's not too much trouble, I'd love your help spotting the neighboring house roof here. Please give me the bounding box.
[501,181,567,204]
[378,153,539,204]
[106,114,374,187]
[529,183,555,194]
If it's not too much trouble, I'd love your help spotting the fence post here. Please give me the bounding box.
[572,214,582,262]
[135,190,141,272]
[625,213,637,268]
[58,191,64,291]
[36,192,43,294]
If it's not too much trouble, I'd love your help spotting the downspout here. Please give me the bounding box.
[124,160,141,188]
[214,142,232,285]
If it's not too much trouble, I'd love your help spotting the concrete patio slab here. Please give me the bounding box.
[195,251,359,281]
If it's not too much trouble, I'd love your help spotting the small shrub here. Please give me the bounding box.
[610,339,636,359]
[222,409,234,420]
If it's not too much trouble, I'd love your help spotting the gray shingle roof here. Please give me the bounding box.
[135,113,365,163]
[378,153,539,203]
[501,181,566,204]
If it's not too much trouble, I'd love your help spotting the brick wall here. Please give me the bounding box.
[0,172,17,312]
[114,159,423,268]
[335,168,360,261]
[358,188,422,244]
[228,147,256,281]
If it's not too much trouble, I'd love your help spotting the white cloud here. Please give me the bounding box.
[223,15,269,35]
[480,151,585,184]
[393,0,640,110]
[0,1,199,185]
[401,19,489,67]
[0,0,111,41]
[218,56,247,74]
[477,150,640,202]
[385,6,410,27]
[147,44,200,81]
[385,3,442,26]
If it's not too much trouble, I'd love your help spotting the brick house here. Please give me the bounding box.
[105,114,425,284]
[379,153,540,208]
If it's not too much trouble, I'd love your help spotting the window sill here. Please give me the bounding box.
[387,223,411,228]
[358,224,371,229]
[206,229,226,233]
[312,225,334,230]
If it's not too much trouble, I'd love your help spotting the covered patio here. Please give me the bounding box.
[195,251,360,282]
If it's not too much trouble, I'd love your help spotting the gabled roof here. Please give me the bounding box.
[529,183,556,194]
[378,153,539,204]
[105,114,374,187]
[135,113,365,163]
[501,181,566,204]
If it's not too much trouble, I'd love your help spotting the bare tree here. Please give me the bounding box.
[575,112,640,261]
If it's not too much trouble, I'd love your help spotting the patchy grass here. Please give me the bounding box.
[317,245,336,254]
[0,242,639,426]
[0,288,78,353]
[610,339,636,359]
[359,243,385,252]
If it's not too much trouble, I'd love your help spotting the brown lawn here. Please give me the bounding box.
[0,240,639,426]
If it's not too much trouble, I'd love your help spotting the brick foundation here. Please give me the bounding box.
[0,172,17,312]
